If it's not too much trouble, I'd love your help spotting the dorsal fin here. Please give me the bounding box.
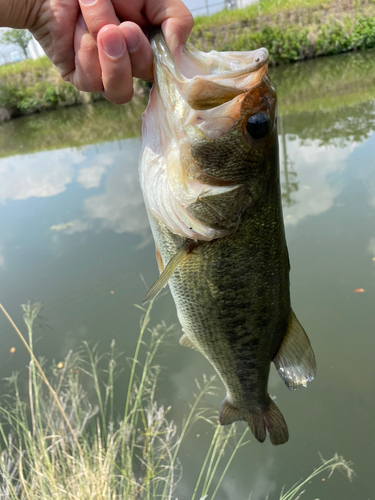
[143,240,194,304]
[273,310,316,390]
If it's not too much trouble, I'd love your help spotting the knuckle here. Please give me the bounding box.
[80,34,98,57]
[74,75,103,93]
[183,13,194,31]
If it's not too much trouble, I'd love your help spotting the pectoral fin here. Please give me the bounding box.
[274,310,316,390]
[143,240,194,304]
[155,244,164,274]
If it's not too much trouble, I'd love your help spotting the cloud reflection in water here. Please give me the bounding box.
[83,141,150,244]
[281,136,359,226]
[0,138,151,247]
[0,149,81,201]
[76,165,107,189]
[0,131,366,251]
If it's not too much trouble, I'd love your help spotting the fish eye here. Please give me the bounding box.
[246,112,270,140]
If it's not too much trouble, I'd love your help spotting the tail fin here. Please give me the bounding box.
[219,397,289,445]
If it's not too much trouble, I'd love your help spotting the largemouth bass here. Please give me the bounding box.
[139,30,316,445]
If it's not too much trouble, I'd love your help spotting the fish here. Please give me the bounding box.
[139,30,316,445]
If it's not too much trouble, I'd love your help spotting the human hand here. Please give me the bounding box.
[1,0,193,104]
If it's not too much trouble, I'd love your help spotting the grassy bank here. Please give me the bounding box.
[0,56,146,121]
[0,0,374,121]
[0,301,354,499]
[1,48,374,158]
[0,57,103,121]
[0,301,245,499]
[191,0,375,63]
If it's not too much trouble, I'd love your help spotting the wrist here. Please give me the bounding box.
[0,0,44,29]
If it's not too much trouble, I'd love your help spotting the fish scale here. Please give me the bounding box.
[191,128,264,181]
[140,29,316,445]
[149,176,289,408]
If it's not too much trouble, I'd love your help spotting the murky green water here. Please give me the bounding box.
[1,49,375,498]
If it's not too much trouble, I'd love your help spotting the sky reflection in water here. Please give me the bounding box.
[0,50,375,499]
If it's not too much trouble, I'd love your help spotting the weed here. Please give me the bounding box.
[0,302,354,499]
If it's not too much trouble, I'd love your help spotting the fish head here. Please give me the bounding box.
[140,31,278,241]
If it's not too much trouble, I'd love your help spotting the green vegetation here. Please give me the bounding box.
[0,56,149,121]
[0,301,247,499]
[0,29,32,58]
[271,49,375,146]
[271,48,375,115]
[191,0,375,64]
[0,98,148,159]
[0,0,374,120]
[0,56,103,121]
[1,47,374,158]
[0,301,354,499]
[194,0,373,30]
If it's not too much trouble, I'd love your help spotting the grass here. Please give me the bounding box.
[1,47,374,159]
[0,57,51,77]
[0,301,354,499]
[0,301,249,499]
[0,57,102,120]
[191,0,375,65]
[194,0,335,30]
[191,14,375,65]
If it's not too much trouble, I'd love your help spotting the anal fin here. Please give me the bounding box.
[274,310,317,390]
[179,332,199,351]
[143,240,195,304]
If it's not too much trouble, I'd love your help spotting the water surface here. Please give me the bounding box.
[0,50,374,499]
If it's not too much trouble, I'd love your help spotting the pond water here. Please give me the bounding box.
[1,49,375,499]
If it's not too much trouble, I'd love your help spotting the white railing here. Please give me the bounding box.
[190,0,236,17]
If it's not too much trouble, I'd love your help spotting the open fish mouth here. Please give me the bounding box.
[140,31,274,241]
[151,30,269,111]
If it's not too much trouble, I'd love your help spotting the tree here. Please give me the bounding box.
[0,29,32,58]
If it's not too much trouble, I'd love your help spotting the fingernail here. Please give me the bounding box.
[168,34,179,58]
[80,0,96,5]
[160,22,180,59]
[102,30,125,58]
[124,25,140,53]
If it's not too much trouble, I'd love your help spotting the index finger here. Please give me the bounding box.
[147,0,194,55]
[78,0,120,40]
[112,0,194,56]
